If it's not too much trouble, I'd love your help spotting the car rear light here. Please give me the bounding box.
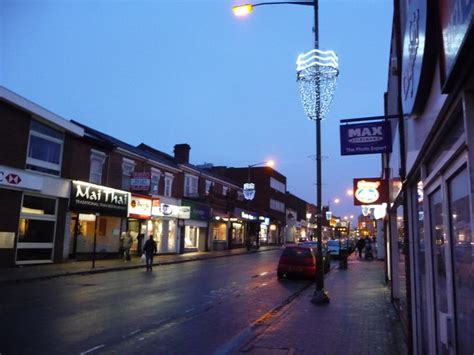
[302,257,315,266]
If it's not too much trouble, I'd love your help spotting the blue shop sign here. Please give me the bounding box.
[340,121,392,156]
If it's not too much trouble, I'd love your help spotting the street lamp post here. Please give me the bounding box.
[233,0,338,305]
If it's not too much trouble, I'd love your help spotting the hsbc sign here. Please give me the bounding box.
[0,166,43,191]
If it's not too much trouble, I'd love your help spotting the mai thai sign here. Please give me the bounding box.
[353,178,388,206]
[340,121,392,155]
[70,181,130,217]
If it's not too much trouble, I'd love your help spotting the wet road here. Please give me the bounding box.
[0,250,315,354]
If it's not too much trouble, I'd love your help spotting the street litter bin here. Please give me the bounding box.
[339,248,348,269]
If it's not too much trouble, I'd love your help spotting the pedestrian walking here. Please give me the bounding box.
[356,238,365,258]
[143,235,157,271]
[120,231,133,262]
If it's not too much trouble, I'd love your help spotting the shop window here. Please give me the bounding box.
[447,167,472,353]
[89,150,106,185]
[164,173,174,197]
[122,158,135,190]
[150,168,161,196]
[184,174,198,197]
[231,223,244,244]
[75,214,121,253]
[17,195,57,262]
[185,226,199,249]
[26,120,63,176]
[213,223,227,241]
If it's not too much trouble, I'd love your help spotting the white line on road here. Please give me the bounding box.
[185,308,195,313]
[80,344,105,354]
[122,329,142,338]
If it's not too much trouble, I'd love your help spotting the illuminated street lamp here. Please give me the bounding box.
[233,0,338,305]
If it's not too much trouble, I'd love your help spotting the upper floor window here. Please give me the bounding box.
[89,149,106,185]
[122,158,135,190]
[164,173,174,197]
[270,198,285,213]
[222,186,229,196]
[205,180,213,195]
[26,120,63,176]
[150,168,161,196]
[184,174,199,197]
[270,177,286,193]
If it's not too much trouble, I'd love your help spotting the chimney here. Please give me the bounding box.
[174,144,191,164]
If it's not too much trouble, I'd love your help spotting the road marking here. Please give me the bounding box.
[80,344,105,354]
[185,308,195,313]
[122,329,141,338]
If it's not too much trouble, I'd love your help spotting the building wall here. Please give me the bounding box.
[0,189,22,266]
[0,100,30,169]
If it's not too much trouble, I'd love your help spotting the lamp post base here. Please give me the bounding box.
[311,289,330,305]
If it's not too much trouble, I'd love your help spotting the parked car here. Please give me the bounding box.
[327,239,341,258]
[278,245,330,280]
[298,241,331,272]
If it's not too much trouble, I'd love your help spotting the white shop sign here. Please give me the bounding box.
[0,166,43,191]
[152,203,190,219]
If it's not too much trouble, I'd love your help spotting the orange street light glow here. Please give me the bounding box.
[232,4,254,16]
[266,160,275,167]
[346,189,354,196]
[334,198,340,204]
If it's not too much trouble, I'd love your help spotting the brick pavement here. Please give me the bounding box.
[235,255,408,355]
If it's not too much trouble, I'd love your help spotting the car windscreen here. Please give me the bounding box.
[282,248,312,258]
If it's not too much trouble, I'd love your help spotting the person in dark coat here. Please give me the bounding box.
[143,235,157,271]
[356,238,365,258]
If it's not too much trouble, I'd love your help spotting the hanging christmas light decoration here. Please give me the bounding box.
[296,49,339,121]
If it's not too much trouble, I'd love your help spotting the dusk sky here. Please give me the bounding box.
[1,0,392,219]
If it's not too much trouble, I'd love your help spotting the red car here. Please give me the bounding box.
[277,245,319,280]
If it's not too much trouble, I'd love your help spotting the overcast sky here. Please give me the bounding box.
[1,0,393,219]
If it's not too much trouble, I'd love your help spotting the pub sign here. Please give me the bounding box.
[353,178,388,206]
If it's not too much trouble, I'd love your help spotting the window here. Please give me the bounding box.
[270,198,285,212]
[222,186,229,196]
[270,177,286,193]
[184,174,198,197]
[89,150,106,184]
[205,180,213,195]
[26,120,64,176]
[185,226,199,249]
[17,195,57,262]
[121,158,135,190]
[150,168,161,196]
[164,173,174,197]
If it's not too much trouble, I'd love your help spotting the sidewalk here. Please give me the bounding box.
[0,246,281,286]
[235,254,407,355]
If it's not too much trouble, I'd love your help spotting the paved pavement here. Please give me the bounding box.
[230,254,408,355]
[0,246,281,285]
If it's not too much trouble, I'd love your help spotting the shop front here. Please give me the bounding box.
[127,195,153,256]
[181,200,210,252]
[0,166,70,266]
[234,208,260,248]
[68,181,130,259]
[150,198,189,254]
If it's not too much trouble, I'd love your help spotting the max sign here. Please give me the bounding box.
[353,178,388,206]
[340,121,392,155]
